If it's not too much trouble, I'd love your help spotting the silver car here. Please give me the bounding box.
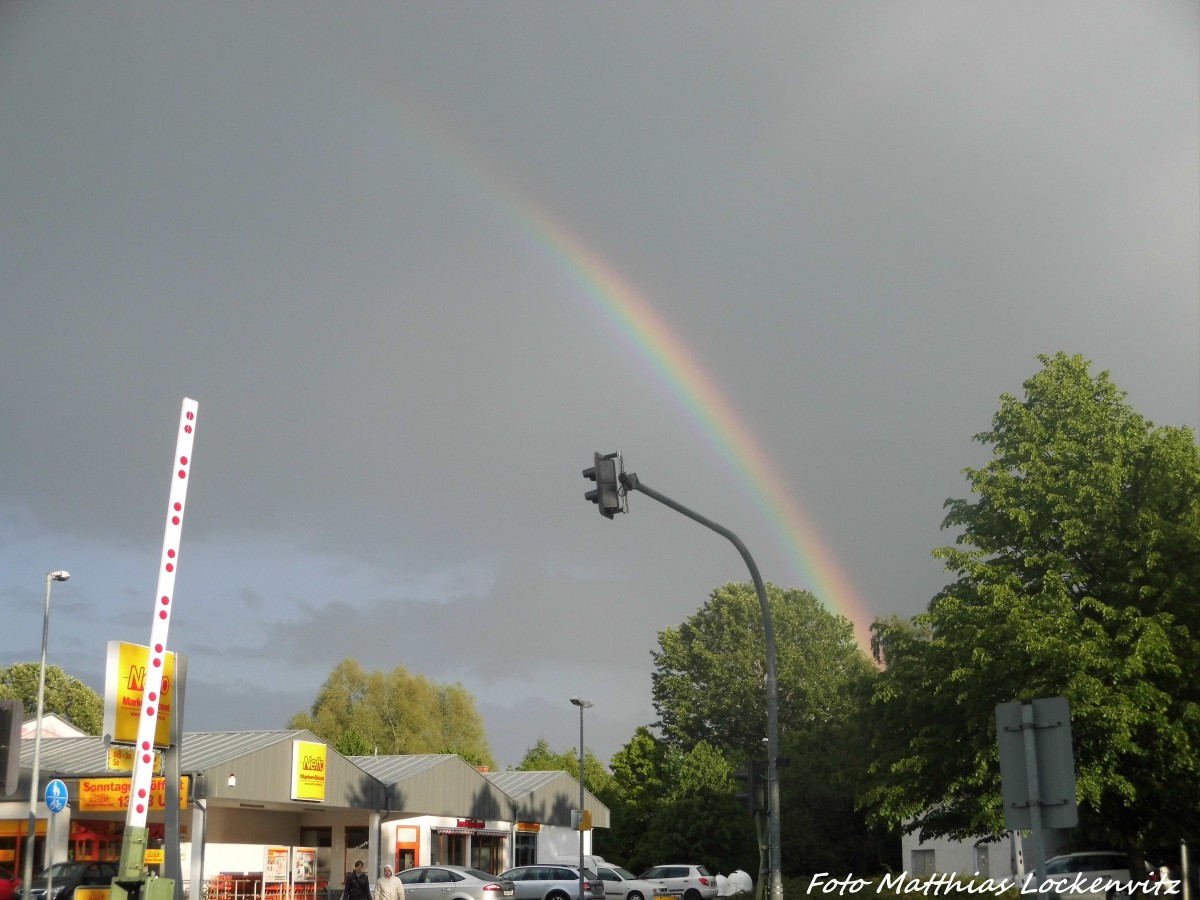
[398,866,516,900]
[498,865,604,900]
[637,866,718,900]
[594,865,655,900]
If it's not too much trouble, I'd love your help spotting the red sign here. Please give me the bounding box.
[456,819,484,829]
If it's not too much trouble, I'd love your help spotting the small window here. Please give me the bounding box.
[398,870,423,885]
[425,870,451,884]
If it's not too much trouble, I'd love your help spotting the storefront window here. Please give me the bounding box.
[514,833,536,867]
[470,836,504,875]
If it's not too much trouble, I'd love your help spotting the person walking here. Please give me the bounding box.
[375,865,405,900]
[344,861,371,900]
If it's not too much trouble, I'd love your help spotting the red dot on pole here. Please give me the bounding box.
[184,425,192,433]
[159,610,168,619]
[139,788,148,798]
[161,596,169,606]
[165,563,174,572]
[174,502,182,511]
[146,706,155,716]
[155,643,164,652]
[167,549,176,558]
[153,658,162,668]
[178,470,186,479]
[136,804,145,814]
[172,516,180,525]
[148,692,157,701]
[142,741,151,750]
[187,411,194,420]
[180,456,188,465]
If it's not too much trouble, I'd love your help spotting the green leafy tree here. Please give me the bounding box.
[640,740,756,875]
[0,664,103,734]
[600,726,669,867]
[289,659,496,769]
[652,582,874,759]
[862,353,1200,851]
[512,737,614,796]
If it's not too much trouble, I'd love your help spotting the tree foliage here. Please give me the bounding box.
[652,582,873,759]
[597,727,756,874]
[597,585,889,877]
[0,664,103,734]
[862,353,1200,850]
[289,659,496,769]
[512,737,615,796]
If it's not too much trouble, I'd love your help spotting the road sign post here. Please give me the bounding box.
[996,696,1078,886]
[44,780,68,900]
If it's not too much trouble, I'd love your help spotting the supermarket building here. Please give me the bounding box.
[2,729,608,898]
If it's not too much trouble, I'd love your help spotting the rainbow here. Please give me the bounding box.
[386,95,874,651]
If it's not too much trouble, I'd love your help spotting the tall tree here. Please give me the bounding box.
[289,659,496,769]
[651,582,873,759]
[0,664,103,734]
[862,353,1200,850]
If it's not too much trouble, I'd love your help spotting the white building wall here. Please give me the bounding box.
[900,831,1024,880]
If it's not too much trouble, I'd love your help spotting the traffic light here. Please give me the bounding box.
[583,452,622,518]
[0,699,21,797]
[733,758,765,815]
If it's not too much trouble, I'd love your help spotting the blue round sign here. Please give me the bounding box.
[45,778,68,814]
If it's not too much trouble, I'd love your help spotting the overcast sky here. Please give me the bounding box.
[2,2,1196,770]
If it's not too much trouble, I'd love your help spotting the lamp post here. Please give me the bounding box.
[570,698,592,900]
[23,570,69,898]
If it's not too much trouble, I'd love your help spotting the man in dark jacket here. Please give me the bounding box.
[344,861,370,900]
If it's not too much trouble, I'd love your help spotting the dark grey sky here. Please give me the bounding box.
[2,2,1196,769]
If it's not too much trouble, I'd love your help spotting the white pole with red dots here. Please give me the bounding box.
[124,398,197,834]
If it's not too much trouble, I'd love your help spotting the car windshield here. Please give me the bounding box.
[41,863,88,880]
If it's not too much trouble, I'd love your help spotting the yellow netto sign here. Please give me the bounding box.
[78,776,189,812]
[291,740,326,802]
[76,889,111,900]
[103,641,180,747]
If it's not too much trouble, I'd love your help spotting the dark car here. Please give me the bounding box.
[15,861,117,900]
[498,866,604,900]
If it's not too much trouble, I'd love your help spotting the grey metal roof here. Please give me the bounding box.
[19,730,318,776]
[484,770,610,829]
[351,754,510,820]
[484,770,563,797]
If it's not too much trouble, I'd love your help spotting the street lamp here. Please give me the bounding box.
[570,698,592,900]
[23,571,69,898]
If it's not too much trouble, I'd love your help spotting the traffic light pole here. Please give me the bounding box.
[619,472,783,900]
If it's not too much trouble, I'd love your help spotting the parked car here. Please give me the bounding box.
[593,865,654,900]
[498,865,604,900]
[1034,852,1154,900]
[15,861,117,900]
[0,867,21,900]
[637,866,718,900]
[397,866,515,900]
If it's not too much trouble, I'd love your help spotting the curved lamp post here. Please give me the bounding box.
[23,570,70,897]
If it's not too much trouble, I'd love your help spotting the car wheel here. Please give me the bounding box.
[546,892,570,900]
[627,893,644,900]
[684,892,701,900]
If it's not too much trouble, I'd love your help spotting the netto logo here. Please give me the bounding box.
[301,754,325,772]
[125,666,171,696]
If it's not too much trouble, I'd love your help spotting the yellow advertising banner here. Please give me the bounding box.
[291,741,326,802]
[106,746,163,775]
[77,890,111,900]
[105,642,178,747]
[78,776,189,812]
